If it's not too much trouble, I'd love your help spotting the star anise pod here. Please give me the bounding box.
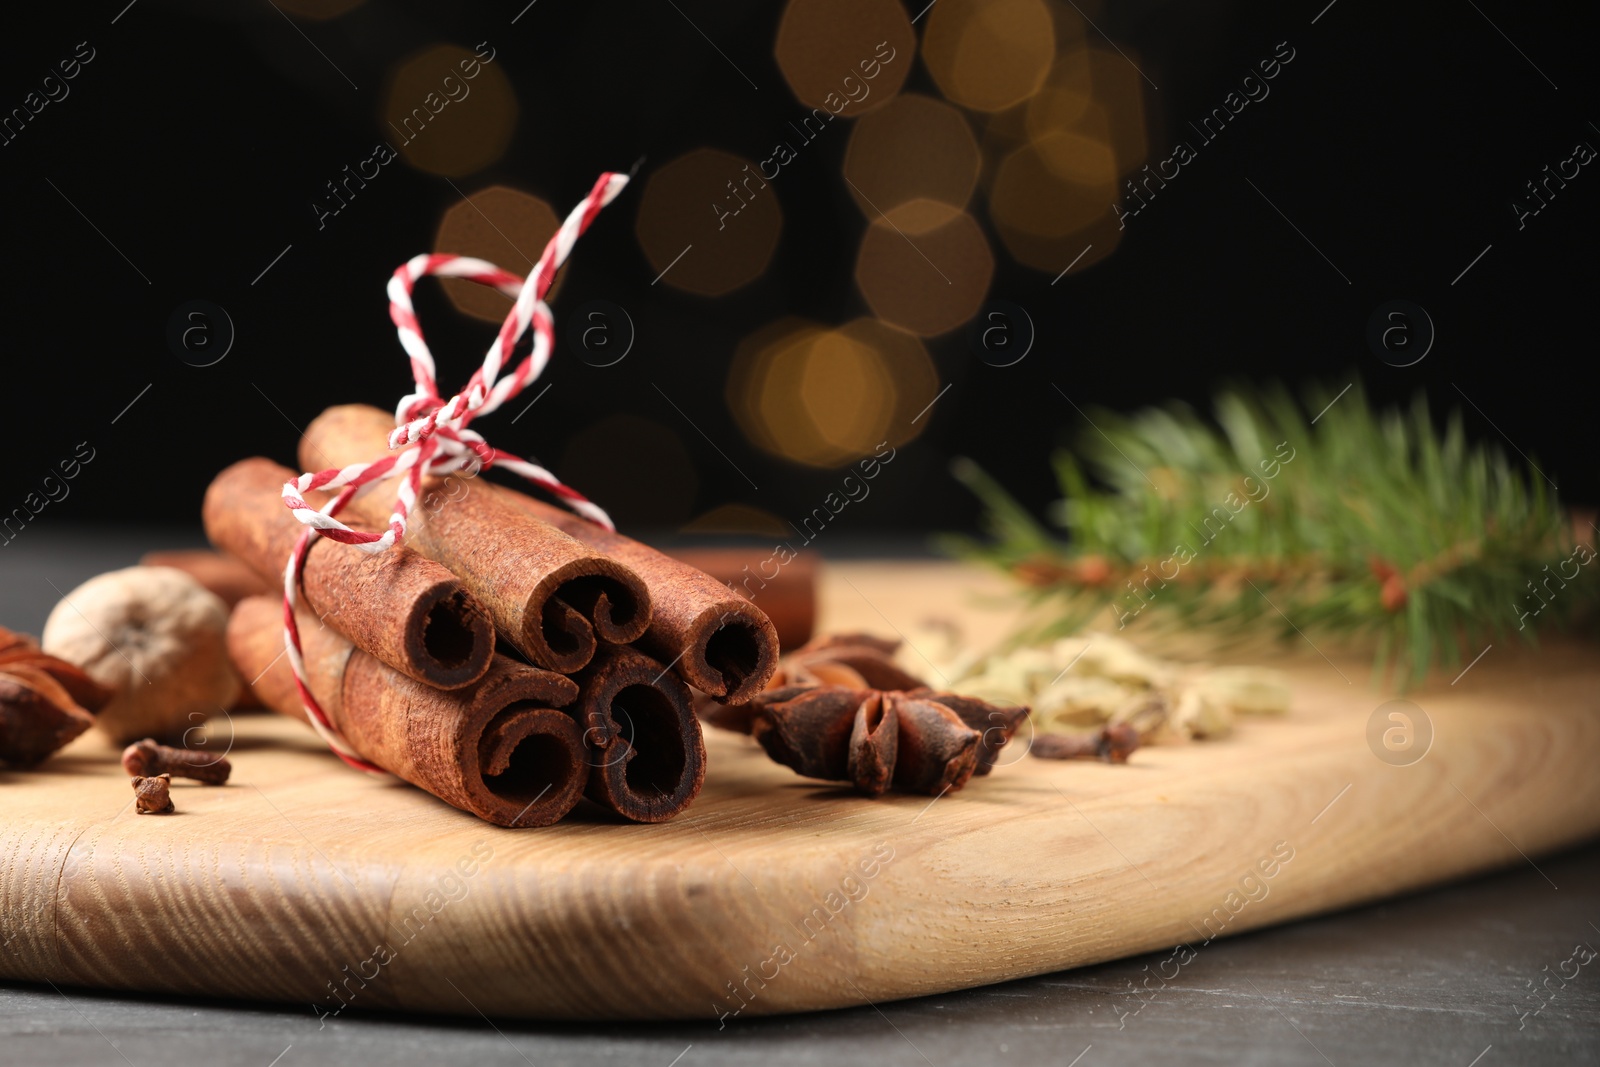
[0,625,114,767]
[748,684,1028,797]
[775,633,931,690]
[700,632,930,734]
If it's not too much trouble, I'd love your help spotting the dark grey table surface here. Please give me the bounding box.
[4,532,1598,1066]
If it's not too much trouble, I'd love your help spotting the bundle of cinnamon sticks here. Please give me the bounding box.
[203,405,784,828]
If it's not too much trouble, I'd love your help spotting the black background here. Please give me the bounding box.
[1,0,1594,543]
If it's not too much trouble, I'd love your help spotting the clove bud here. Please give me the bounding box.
[132,773,175,814]
[1031,722,1141,763]
[121,738,232,785]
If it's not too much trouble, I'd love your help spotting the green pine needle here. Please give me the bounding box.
[949,380,1595,687]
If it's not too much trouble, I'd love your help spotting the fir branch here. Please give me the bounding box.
[950,380,1596,686]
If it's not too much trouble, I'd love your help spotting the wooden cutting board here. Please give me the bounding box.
[3,561,1597,1021]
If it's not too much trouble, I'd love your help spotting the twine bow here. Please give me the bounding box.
[277,172,628,771]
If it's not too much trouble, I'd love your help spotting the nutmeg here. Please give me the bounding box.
[42,566,241,745]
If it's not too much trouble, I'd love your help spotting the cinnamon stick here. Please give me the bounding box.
[299,407,652,674]
[203,458,495,690]
[666,547,816,651]
[140,549,271,607]
[499,493,781,704]
[571,645,706,823]
[302,405,779,703]
[228,596,587,827]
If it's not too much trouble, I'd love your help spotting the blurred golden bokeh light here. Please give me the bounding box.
[636,148,782,297]
[433,186,560,324]
[1063,47,1149,175]
[1008,48,1148,188]
[979,99,1032,157]
[1024,50,1095,143]
[972,34,1149,278]
[794,330,896,460]
[382,44,517,178]
[843,94,981,215]
[775,0,914,115]
[989,140,1121,274]
[998,207,1123,276]
[728,317,938,467]
[275,0,365,18]
[835,316,941,443]
[728,319,823,461]
[922,0,1055,112]
[1032,125,1118,188]
[558,415,698,529]
[855,199,993,337]
[681,504,792,538]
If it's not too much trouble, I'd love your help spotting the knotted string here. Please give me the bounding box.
[278,172,627,772]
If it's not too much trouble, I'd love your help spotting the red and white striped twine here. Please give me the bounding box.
[278,172,628,773]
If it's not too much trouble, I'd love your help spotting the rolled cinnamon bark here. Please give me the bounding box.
[204,458,494,690]
[499,494,780,704]
[571,645,706,823]
[228,596,587,827]
[666,547,816,652]
[300,407,652,675]
[140,549,272,607]
[301,405,779,703]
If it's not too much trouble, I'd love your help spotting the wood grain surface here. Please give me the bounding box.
[2,561,1597,1021]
